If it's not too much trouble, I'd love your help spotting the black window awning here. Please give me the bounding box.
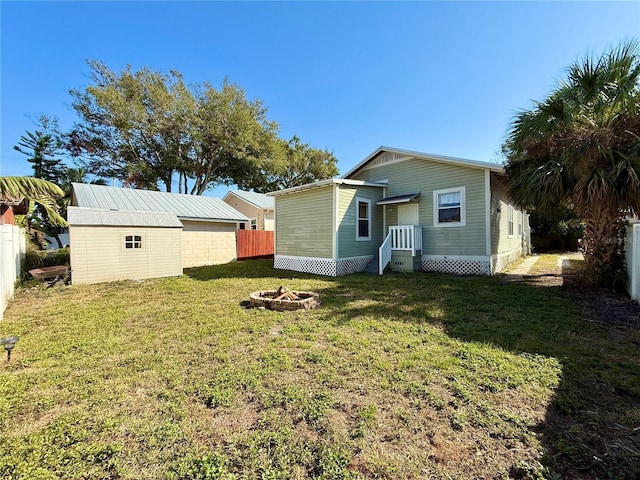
[376,192,420,206]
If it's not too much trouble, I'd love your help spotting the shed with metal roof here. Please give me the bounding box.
[67,206,183,285]
[69,184,250,283]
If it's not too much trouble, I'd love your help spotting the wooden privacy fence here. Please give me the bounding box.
[237,230,274,260]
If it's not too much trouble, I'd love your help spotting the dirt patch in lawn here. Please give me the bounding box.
[525,252,640,325]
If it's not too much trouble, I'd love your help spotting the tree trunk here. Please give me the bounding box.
[580,204,626,287]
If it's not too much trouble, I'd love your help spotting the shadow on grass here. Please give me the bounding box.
[318,270,640,478]
[186,259,640,478]
[184,259,316,282]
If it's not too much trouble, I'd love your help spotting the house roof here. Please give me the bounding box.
[267,178,386,197]
[68,206,183,228]
[223,190,275,210]
[72,183,249,223]
[342,146,505,178]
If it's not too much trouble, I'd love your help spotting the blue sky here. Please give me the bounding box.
[1,1,638,196]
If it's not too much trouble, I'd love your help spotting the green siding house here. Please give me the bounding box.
[269,146,530,276]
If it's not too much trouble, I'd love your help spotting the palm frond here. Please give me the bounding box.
[0,176,67,227]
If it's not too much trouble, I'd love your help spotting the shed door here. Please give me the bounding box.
[398,204,419,226]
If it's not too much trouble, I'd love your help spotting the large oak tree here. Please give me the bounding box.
[67,61,337,194]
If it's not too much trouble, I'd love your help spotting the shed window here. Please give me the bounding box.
[124,235,143,249]
[433,187,466,227]
[356,197,371,241]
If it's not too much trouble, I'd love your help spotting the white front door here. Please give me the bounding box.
[398,204,419,226]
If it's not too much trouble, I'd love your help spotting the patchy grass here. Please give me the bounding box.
[1,259,639,479]
[526,254,560,277]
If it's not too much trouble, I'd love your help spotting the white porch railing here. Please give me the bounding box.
[389,225,422,256]
[378,232,392,275]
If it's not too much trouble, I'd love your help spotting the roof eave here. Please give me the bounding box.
[178,216,248,224]
[223,190,274,210]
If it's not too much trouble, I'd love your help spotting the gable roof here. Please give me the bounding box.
[72,183,249,223]
[223,190,275,210]
[342,146,505,178]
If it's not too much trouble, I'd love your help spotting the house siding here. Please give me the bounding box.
[275,186,334,259]
[264,211,275,231]
[181,220,237,268]
[337,185,384,259]
[351,157,487,256]
[489,174,527,271]
[70,226,182,285]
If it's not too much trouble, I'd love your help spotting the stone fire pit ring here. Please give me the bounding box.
[250,290,321,311]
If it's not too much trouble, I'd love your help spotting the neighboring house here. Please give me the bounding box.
[268,146,530,277]
[0,198,28,225]
[223,190,275,231]
[69,183,248,284]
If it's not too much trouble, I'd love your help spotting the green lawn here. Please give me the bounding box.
[1,259,638,479]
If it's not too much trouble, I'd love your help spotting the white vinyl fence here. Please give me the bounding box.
[1,224,26,320]
[627,223,640,304]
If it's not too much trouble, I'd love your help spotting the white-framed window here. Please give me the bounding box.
[517,210,523,237]
[250,218,257,230]
[356,197,371,241]
[433,187,466,227]
[124,234,143,250]
[508,206,515,237]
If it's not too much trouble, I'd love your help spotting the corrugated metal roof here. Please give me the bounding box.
[68,206,183,227]
[72,183,249,222]
[224,190,274,210]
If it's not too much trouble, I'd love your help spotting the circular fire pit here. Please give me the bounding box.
[250,289,321,311]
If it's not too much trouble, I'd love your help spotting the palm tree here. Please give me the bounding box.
[504,40,640,285]
[0,176,67,227]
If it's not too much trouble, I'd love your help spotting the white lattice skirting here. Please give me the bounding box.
[274,255,373,277]
[274,255,337,276]
[337,256,374,276]
[421,256,491,276]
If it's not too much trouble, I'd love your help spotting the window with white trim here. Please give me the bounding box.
[433,187,466,227]
[250,218,257,230]
[356,197,371,241]
[517,210,523,237]
[508,206,514,236]
[124,234,143,250]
